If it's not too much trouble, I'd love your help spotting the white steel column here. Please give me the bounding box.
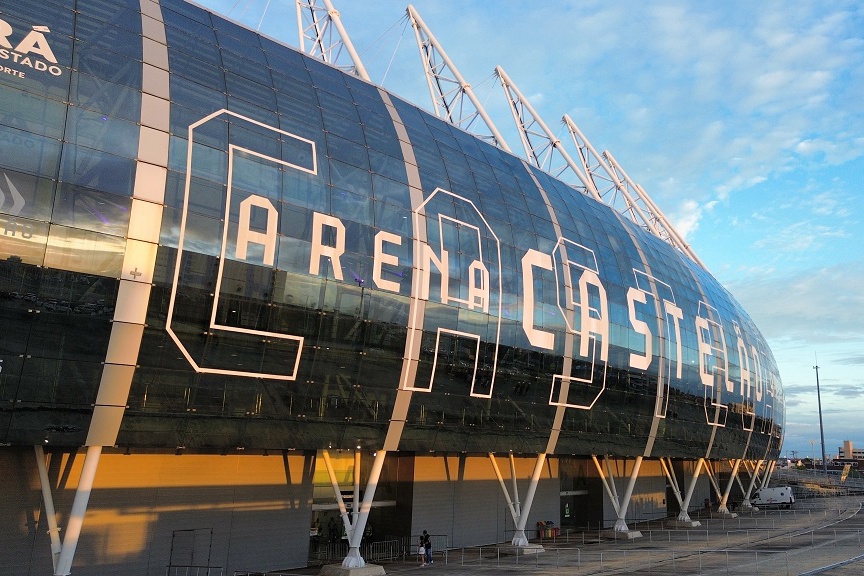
[678,457,705,522]
[489,454,520,526]
[321,449,388,568]
[704,460,723,505]
[741,460,764,508]
[352,450,361,525]
[732,463,749,497]
[54,445,102,576]
[34,446,62,571]
[321,450,353,540]
[591,455,644,533]
[511,453,546,546]
[660,458,684,516]
[761,459,776,489]
[717,458,742,514]
[592,455,620,517]
[508,453,522,518]
[344,450,387,568]
[614,456,644,532]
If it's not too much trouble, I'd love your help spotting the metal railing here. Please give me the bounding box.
[166,566,223,576]
[444,545,798,574]
[307,538,403,563]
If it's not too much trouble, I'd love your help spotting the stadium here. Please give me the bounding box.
[0,0,784,574]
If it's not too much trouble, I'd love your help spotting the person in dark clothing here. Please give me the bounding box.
[422,530,432,564]
[328,517,338,543]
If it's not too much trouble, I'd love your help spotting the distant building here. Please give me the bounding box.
[836,440,864,463]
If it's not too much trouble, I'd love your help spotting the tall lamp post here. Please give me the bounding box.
[814,362,828,475]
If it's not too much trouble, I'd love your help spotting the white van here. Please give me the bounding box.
[752,486,795,508]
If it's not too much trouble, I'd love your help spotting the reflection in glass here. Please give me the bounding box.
[44,224,125,276]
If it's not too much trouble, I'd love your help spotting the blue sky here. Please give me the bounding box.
[196,0,864,462]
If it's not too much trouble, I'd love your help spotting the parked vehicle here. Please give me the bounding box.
[752,486,794,508]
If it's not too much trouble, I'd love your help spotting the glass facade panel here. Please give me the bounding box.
[43,224,125,276]
[0,124,62,179]
[59,144,137,197]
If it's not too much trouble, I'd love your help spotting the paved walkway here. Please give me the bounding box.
[293,495,864,576]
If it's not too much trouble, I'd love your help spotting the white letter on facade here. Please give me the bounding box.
[695,316,714,388]
[751,345,763,402]
[418,243,448,302]
[310,212,345,280]
[521,249,554,350]
[0,19,13,49]
[627,287,652,370]
[468,260,490,312]
[735,325,751,402]
[664,301,684,379]
[578,269,609,361]
[236,195,277,266]
[15,28,58,63]
[373,230,401,292]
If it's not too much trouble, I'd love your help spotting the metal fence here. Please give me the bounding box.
[165,566,223,576]
[307,538,403,564]
[446,545,798,574]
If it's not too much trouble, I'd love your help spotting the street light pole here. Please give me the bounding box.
[814,362,828,475]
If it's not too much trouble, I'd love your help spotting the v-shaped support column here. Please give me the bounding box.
[703,460,737,518]
[321,449,387,568]
[716,458,742,514]
[34,446,62,571]
[760,459,776,489]
[739,459,764,508]
[489,453,547,546]
[592,455,644,536]
[35,445,104,576]
[660,457,703,527]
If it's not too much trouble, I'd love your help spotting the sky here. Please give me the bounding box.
[195,0,864,462]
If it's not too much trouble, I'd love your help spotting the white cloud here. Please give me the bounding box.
[669,198,703,239]
[727,260,864,344]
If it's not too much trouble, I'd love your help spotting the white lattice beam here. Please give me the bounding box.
[407,5,510,151]
[495,66,600,200]
[604,151,706,269]
[564,116,684,252]
[296,0,369,80]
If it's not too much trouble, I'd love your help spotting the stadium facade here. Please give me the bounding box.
[0,0,784,574]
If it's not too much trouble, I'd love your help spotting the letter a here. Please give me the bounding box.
[236,195,278,266]
[15,27,58,63]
